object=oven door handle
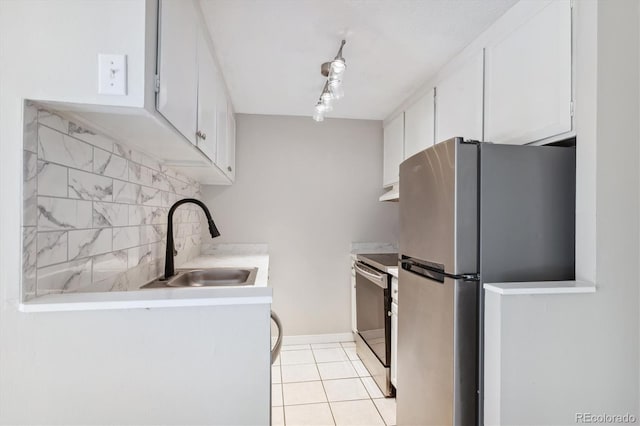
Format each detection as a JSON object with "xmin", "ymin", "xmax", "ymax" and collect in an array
[{"xmin": 354, "ymin": 261, "xmax": 388, "ymax": 289}]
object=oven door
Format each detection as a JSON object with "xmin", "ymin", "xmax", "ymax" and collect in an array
[{"xmin": 355, "ymin": 261, "xmax": 391, "ymax": 367}]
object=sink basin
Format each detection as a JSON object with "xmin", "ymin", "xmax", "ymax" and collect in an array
[
  {"xmin": 141, "ymin": 267, "xmax": 258, "ymax": 289},
  {"xmin": 168, "ymin": 268, "xmax": 257, "ymax": 287}
]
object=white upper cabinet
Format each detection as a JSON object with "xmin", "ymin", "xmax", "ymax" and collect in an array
[
  {"xmin": 404, "ymin": 90, "xmax": 435, "ymax": 159},
  {"xmin": 484, "ymin": 0, "xmax": 572, "ymax": 144},
  {"xmin": 157, "ymin": 0, "xmax": 199, "ymax": 145},
  {"xmin": 225, "ymin": 103, "xmax": 237, "ymax": 181},
  {"xmin": 215, "ymin": 75, "xmax": 229, "ymax": 172},
  {"xmin": 436, "ymin": 51, "xmax": 484, "ymax": 143},
  {"xmin": 195, "ymin": 26, "xmax": 218, "ymax": 162},
  {"xmin": 383, "ymin": 113, "xmax": 404, "ymax": 188}
]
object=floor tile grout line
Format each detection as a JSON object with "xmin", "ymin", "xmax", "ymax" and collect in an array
[
  {"xmin": 371, "ymin": 397, "xmax": 390, "ymax": 426},
  {"xmin": 310, "ymin": 345, "xmax": 337, "ymax": 426}
]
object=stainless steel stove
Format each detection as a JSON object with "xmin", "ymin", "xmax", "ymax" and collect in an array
[{"xmin": 353, "ymin": 252, "xmax": 398, "ymax": 397}]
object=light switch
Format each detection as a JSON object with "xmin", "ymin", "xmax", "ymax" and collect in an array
[{"xmin": 98, "ymin": 54, "xmax": 127, "ymax": 95}]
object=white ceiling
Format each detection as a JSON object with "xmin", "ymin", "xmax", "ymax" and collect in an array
[{"xmin": 200, "ymin": 0, "xmax": 517, "ymax": 120}]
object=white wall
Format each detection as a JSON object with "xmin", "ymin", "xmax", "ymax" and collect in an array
[
  {"xmin": 0, "ymin": 0, "xmax": 148, "ymax": 108},
  {"xmin": 202, "ymin": 114, "xmax": 399, "ymax": 336}
]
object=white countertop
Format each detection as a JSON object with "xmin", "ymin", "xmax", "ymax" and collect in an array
[
  {"xmin": 388, "ymin": 267, "xmax": 399, "ymax": 278},
  {"xmin": 483, "ymin": 280, "xmax": 596, "ymax": 295},
  {"xmin": 19, "ymin": 252, "xmax": 271, "ymax": 313}
]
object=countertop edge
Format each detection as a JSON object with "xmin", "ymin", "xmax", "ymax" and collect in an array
[
  {"xmin": 18, "ymin": 294, "xmax": 273, "ymax": 313},
  {"xmin": 483, "ymin": 281, "xmax": 596, "ymax": 295}
]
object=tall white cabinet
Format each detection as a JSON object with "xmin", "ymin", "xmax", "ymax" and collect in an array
[
  {"xmin": 156, "ymin": 0, "xmax": 199, "ymax": 145},
  {"xmin": 195, "ymin": 26, "xmax": 219, "ymax": 162},
  {"xmin": 404, "ymin": 90, "xmax": 435, "ymax": 159},
  {"xmin": 382, "ymin": 113, "xmax": 404, "ymax": 188},
  {"xmin": 435, "ymin": 52, "xmax": 484, "ymax": 143},
  {"xmin": 484, "ymin": 0, "xmax": 572, "ymax": 144}
]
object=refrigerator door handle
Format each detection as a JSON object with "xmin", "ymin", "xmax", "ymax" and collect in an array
[{"xmin": 401, "ymin": 258, "xmax": 479, "ymax": 282}]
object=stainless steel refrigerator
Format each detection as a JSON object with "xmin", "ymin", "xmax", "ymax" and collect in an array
[{"xmin": 396, "ymin": 137, "xmax": 575, "ymax": 425}]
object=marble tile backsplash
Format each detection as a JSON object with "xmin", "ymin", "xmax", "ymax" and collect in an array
[{"xmin": 22, "ymin": 102, "xmax": 205, "ymax": 299}]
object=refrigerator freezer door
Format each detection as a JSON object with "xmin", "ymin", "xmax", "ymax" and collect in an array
[
  {"xmin": 396, "ymin": 268, "xmax": 477, "ymax": 426},
  {"xmin": 399, "ymin": 137, "xmax": 478, "ymax": 274}
]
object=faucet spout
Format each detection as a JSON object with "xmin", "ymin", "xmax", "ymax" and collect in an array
[{"xmin": 164, "ymin": 198, "xmax": 220, "ymax": 280}]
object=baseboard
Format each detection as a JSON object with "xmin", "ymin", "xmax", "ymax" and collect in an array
[{"xmin": 281, "ymin": 332, "xmax": 355, "ymax": 345}]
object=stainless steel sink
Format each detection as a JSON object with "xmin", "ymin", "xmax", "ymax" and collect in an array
[{"xmin": 141, "ymin": 267, "xmax": 258, "ymax": 289}]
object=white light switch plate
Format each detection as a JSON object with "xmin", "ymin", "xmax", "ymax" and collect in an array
[{"xmin": 98, "ymin": 54, "xmax": 127, "ymax": 95}]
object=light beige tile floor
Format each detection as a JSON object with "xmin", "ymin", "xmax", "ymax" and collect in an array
[{"xmin": 272, "ymin": 341, "xmax": 396, "ymax": 426}]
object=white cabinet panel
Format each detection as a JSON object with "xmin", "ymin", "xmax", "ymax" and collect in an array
[
  {"xmin": 404, "ymin": 90, "xmax": 435, "ymax": 159},
  {"xmin": 195, "ymin": 27, "xmax": 218, "ymax": 162},
  {"xmin": 157, "ymin": 0, "xmax": 199, "ymax": 145},
  {"xmin": 225, "ymin": 105, "xmax": 236, "ymax": 181},
  {"xmin": 351, "ymin": 261, "xmax": 357, "ymax": 333},
  {"xmin": 485, "ymin": 0, "xmax": 572, "ymax": 144},
  {"xmin": 215, "ymin": 76, "xmax": 229, "ymax": 173},
  {"xmin": 383, "ymin": 113, "xmax": 404, "ymax": 187},
  {"xmin": 391, "ymin": 299, "xmax": 398, "ymax": 388},
  {"xmin": 436, "ymin": 52, "xmax": 484, "ymax": 143}
]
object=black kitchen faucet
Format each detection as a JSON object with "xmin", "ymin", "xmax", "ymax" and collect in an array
[{"xmin": 164, "ymin": 198, "xmax": 220, "ymax": 280}]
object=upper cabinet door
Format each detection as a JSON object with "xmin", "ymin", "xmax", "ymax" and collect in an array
[
  {"xmin": 195, "ymin": 26, "xmax": 218, "ymax": 162},
  {"xmin": 404, "ymin": 90, "xmax": 435, "ymax": 159},
  {"xmin": 484, "ymin": 0, "xmax": 572, "ymax": 144},
  {"xmin": 383, "ymin": 113, "xmax": 404, "ymax": 188},
  {"xmin": 436, "ymin": 52, "xmax": 484, "ymax": 143},
  {"xmin": 156, "ymin": 0, "xmax": 199, "ymax": 145},
  {"xmin": 215, "ymin": 75, "xmax": 229, "ymax": 173},
  {"xmin": 225, "ymin": 104, "xmax": 236, "ymax": 181}
]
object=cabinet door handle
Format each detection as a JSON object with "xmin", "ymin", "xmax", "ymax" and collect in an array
[
  {"xmin": 196, "ymin": 130, "xmax": 207, "ymax": 140},
  {"xmin": 227, "ymin": 166, "xmax": 232, "ymax": 172}
]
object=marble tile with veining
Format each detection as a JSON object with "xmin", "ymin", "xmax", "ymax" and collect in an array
[
  {"xmin": 128, "ymin": 162, "xmax": 152, "ymax": 186},
  {"xmin": 93, "ymin": 202, "xmax": 128, "ymax": 228},
  {"xmin": 68, "ymin": 169, "xmax": 113, "ymax": 201},
  {"xmin": 37, "ymin": 109, "xmax": 69, "ymax": 134},
  {"xmin": 113, "ymin": 181, "xmax": 140, "ymax": 204},
  {"xmin": 139, "ymin": 186, "xmax": 163, "ymax": 207},
  {"xmin": 36, "ymin": 231, "xmax": 68, "ymax": 267},
  {"xmin": 169, "ymin": 177, "xmax": 193, "ymax": 197},
  {"xmin": 94, "ymin": 148, "xmax": 127, "ymax": 180},
  {"xmin": 22, "ymin": 227, "xmax": 37, "ymax": 299},
  {"xmin": 159, "ymin": 164, "xmax": 180, "ymax": 180},
  {"xmin": 92, "ymin": 250, "xmax": 128, "ymax": 283},
  {"xmin": 23, "ymin": 102, "xmax": 38, "ymax": 153},
  {"xmin": 113, "ymin": 226, "xmax": 141, "ymax": 251},
  {"xmin": 139, "ymin": 224, "xmax": 166, "ymax": 245},
  {"xmin": 38, "ymin": 125, "xmax": 93, "ymax": 171},
  {"xmin": 37, "ymin": 197, "xmax": 92, "ymax": 230},
  {"xmin": 23, "ymin": 150, "xmax": 38, "ymax": 227},
  {"xmin": 162, "ymin": 191, "xmax": 178, "ymax": 207},
  {"xmin": 113, "ymin": 143, "xmax": 142, "ymax": 164},
  {"xmin": 37, "ymin": 161, "xmax": 68, "ymax": 197},
  {"xmin": 129, "ymin": 205, "xmax": 166, "ymax": 226},
  {"xmin": 37, "ymin": 258, "xmax": 92, "ymax": 294},
  {"xmin": 68, "ymin": 228, "xmax": 112, "ymax": 260},
  {"xmin": 128, "ymin": 244, "xmax": 153, "ymax": 268},
  {"xmin": 151, "ymin": 169, "xmax": 172, "ymax": 192},
  {"xmin": 68, "ymin": 122, "xmax": 113, "ymax": 152}
]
